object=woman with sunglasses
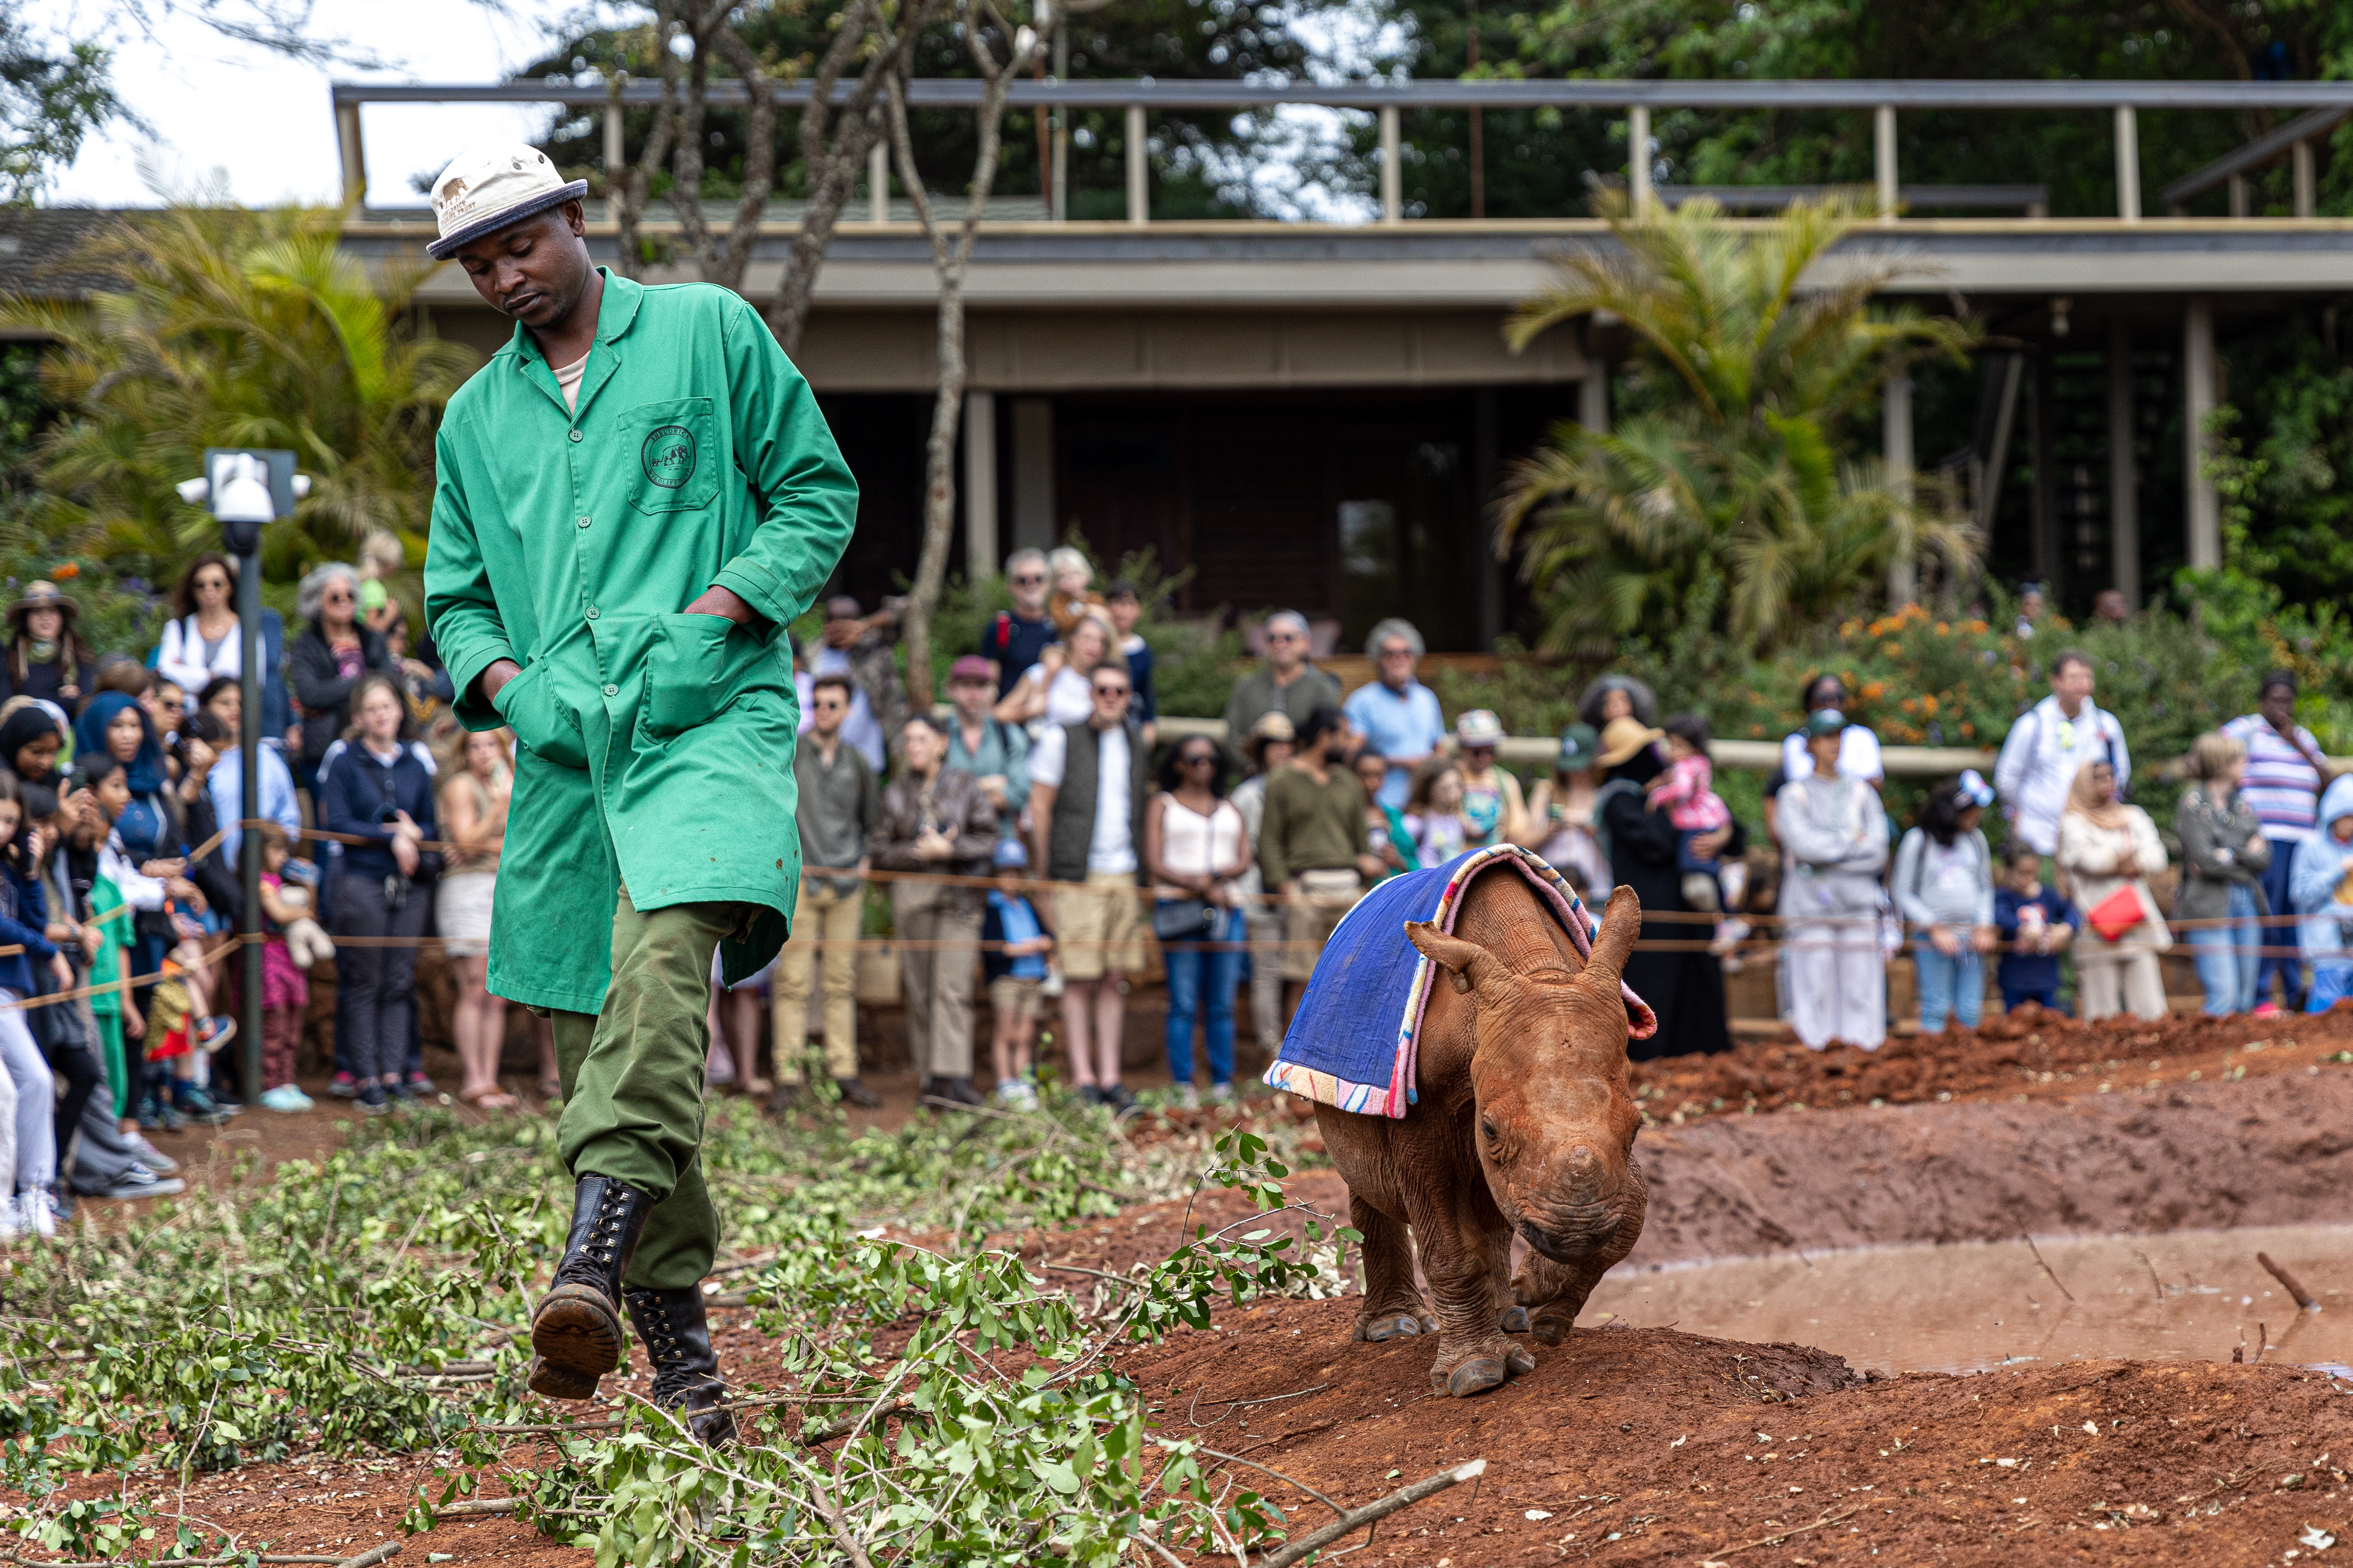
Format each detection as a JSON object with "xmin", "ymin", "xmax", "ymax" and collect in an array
[
  {"xmin": 155, "ymin": 554, "xmax": 245, "ymax": 704},
  {"xmin": 1142, "ymin": 738, "xmax": 1252, "ymax": 1106},
  {"xmin": 288, "ymin": 562, "xmax": 394, "ymax": 778}
]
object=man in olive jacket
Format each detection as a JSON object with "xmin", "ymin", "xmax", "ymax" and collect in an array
[{"xmin": 422, "ymin": 145, "xmax": 855, "ymax": 1440}]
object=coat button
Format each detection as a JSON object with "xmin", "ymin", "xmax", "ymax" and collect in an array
[
  {"xmin": 576, "ymin": 515, "xmax": 592, "ymax": 529},
  {"xmin": 585, "ymin": 607, "xmax": 600, "ymax": 620},
  {"xmin": 568, "ymin": 428, "xmax": 583, "ymax": 443},
  {"xmin": 603, "ymin": 684, "xmax": 619, "ymax": 697}
]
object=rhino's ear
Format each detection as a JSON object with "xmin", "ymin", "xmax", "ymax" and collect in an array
[
  {"xmin": 1579, "ymin": 886, "xmax": 1642, "ymax": 991},
  {"xmin": 1406, "ymin": 920, "xmax": 1497, "ymax": 995}
]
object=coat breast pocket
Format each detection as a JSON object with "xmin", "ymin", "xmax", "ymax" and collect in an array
[{"xmin": 618, "ymin": 397, "xmax": 719, "ymax": 516}]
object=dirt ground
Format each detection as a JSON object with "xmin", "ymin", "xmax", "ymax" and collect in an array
[{"xmin": 34, "ymin": 1008, "xmax": 2353, "ymax": 1565}]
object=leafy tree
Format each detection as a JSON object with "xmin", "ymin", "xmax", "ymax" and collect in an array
[
  {"xmin": 1497, "ymin": 192, "xmax": 1978, "ymax": 654},
  {"xmin": 0, "ymin": 204, "xmax": 475, "ymax": 605},
  {"xmin": 0, "ymin": 15, "xmax": 122, "ymax": 206}
]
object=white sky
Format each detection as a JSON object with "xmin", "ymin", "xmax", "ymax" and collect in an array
[{"xmin": 33, "ymin": 0, "xmax": 591, "ymax": 208}]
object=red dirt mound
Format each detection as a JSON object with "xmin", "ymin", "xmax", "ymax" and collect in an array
[{"xmin": 1117, "ymin": 1296, "xmax": 2353, "ymax": 1565}]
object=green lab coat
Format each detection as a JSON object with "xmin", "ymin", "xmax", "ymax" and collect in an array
[{"xmin": 425, "ymin": 271, "xmax": 857, "ymax": 1013}]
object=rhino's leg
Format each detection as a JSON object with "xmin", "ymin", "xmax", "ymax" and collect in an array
[
  {"xmin": 1348, "ymin": 1196, "xmax": 1431, "ymax": 1345},
  {"xmin": 1496, "ymin": 1235, "xmax": 1530, "ymax": 1335},
  {"xmin": 1511, "ymin": 1158, "xmax": 1647, "ymax": 1345},
  {"xmin": 1404, "ymin": 1193, "xmax": 1534, "ymax": 1398}
]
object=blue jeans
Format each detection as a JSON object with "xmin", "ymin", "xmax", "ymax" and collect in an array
[
  {"xmin": 2257, "ymin": 837, "xmax": 2301, "ymax": 1006},
  {"xmin": 2189, "ymin": 882, "xmax": 2261, "ymax": 1017},
  {"xmin": 1162, "ymin": 906, "xmax": 1244, "ymax": 1089},
  {"xmin": 2001, "ymin": 985, "xmax": 2063, "ymax": 1013},
  {"xmin": 1913, "ymin": 938, "xmax": 1984, "ymax": 1032}
]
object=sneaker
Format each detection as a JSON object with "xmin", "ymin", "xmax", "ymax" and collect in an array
[
  {"xmin": 155, "ymin": 1099, "xmax": 185, "ymax": 1132},
  {"xmin": 705, "ymin": 1052, "xmax": 737, "ymax": 1087},
  {"xmin": 328, "ymin": 1071, "xmax": 359, "ymax": 1099},
  {"xmin": 1101, "ymin": 1083, "xmax": 1136, "ymax": 1116},
  {"xmin": 26, "ymin": 1189, "xmax": 59, "ymax": 1240},
  {"xmin": 1207, "ymin": 1082, "xmax": 1234, "ymax": 1104},
  {"xmin": 100, "ymin": 1164, "xmax": 185, "ymax": 1201},
  {"xmin": 49, "ymin": 1185, "xmax": 75, "ymax": 1223},
  {"xmin": 0, "ymin": 1196, "xmax": 18, "ymax": 1242},
  {"xmin": 193, "ymin": 1014, "xmax": 237, "ymax": 1050},
  {"xmin": 1708, "ymin": 917, "xmax": 1752, "ymax": 957},
  {"xmin": 173, "ymin": 1083, "xmax": 233, "ymax": 1128},
  {"xmin": 406, "ymin": 1072, "xmax": 436, "ymax": 1097},
  {"xmin": 834, "ymin": 1076, "xmax": 883, "ymax": 1109},
  {"xmin": 996, "ymin": 1078, "xmax": 1039, "ymax": 1111},
  {"xmin": 260, "ymin": 1084, "xmax": 311, "ymax": 1114},
  {"xmin": 1077, "ymin": 1084, "xmax": 1105, "ymax": 1106},
  {"xmin": 1172, "ymin": 1083, "xmax": 1200, "ymax": 1110},
  {"xmin": 2254, "ymin": 1002, "xmax": 2283, "ymax": 1019},
  {"xmin": 357, "ymin": 1084, "xmax": 393, "ymax": 1116},
  {"xmin": 135, "ymin": 1096, "xmax": 164, "ymax": 1133},
  {"xmin": 130, "ymin": 1139, "xmax": 178, "ymax": 1176}
]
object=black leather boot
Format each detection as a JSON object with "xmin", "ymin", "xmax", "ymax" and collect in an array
[
  {"xmin": 527, "ymin": 1175, "xmax": 654, "ymax": 1400},
  {"xmin": 625, "ymin": 1285, "xmax": 737, "ymax": 1446}
]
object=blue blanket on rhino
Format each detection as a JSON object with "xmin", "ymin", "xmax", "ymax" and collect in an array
[{"xmin": 1262, "ymin": 843, "xmax": 1656, "ymax": 1117}]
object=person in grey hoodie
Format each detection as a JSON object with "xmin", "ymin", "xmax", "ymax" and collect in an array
[
  {"xmin": 1777, "ymin": 709, "xmax": 1891, "ymax": 1049},
  {"xmin": 1891, "ymin": 773, "xmax": 1998, "ymax": 1032}
]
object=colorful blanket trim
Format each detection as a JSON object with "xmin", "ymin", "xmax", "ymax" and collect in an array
[{"xmin": 1261, "ymin": 843, "xmax": 1656, "ymax": 1118}]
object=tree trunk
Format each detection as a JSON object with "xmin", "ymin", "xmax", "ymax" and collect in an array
[
  {"xmin": 606, "ymin": 7, "xmax": 682, "ymax": 284},
  {"xmin": 889, "ymin": 7, "xmax": 1050, "ymax": 710}
]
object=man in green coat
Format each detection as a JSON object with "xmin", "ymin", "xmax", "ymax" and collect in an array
[{"xmin": 422, "ymin": 144, "xmax": 856, "ymax": 1441}]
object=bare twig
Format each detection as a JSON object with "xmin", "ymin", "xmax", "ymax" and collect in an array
[
  {"xmin": 1706, "ymin": 1504, "xmax": 1867, "ymax": 1558},
  {"xmin": 436, "ymin": 1496, "xmax": 522, "ymax": 1518},
  {"xmin": 1191, "ymin": 1446, "xmax": 1346, "ymax": 1518},
  {"xmin": 1252, "ymin": 1459, "xmax": 1488, "ymax": 1568},
  {"xmin": 2135, "ymin": 1249, "xmax": 2164, "ymax": 1303},
  {"xmin": 332, "ymin": 1546, "xmax": 403, "ymax": 1568},
  {"xmin": 2258, "ymin": 1252, "xmax": 2320, "ymax": 1311},
  {"xmin": 804, "ymin": 1468, "xmax": 875, "ymax": 1568},
  {"xmin": 2022, "ymin": 1233, "xmax": 2076, "ymax": 1303}
]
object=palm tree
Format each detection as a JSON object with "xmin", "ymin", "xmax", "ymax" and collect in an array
[
  {"xmin": 2, "ymin": 202, "xmax": 476, "ymax": 605},
  {"xmin": 1499, "ymin": 191, "xmax": 1979, "ymax": 655}
]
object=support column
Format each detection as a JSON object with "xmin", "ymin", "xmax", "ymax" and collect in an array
[
  {"xmin": 336, "ymin": 102, "xmax": 366, "ymax": 206},
  {"xmin": 1380, "ymin": 105, "xmax": 1402, "ymax": 223},
  {"xmin": 604, "ymin": 107, "xmax": 625, "ymax": 188},
  {"xmin": 2114, "ymin": 106, "xmax": 2141, "ymax": 221},
  {"xmin": 1578, "ymin": 355, "xmax": 1609, "ymax": 434},
  {"xmin": 1473, "ymin": 388, "xmax": 1502, "ymax": 648},
  {"xmin": 963, "ymin": 391, "xmax": 999, "ymax": 579},
  {"xmin": 2031, "ymin": 352, "xmax": 2059, "ymax": 591},
  {"xmin": 1874, "ymin": 104, "xmax": 1898, "ymax": 222},
  {"xmin": 2293, "ymin": 139, "xmax": 2316, "ymax": 218},
  {"xmin": 1885, "ymin": 358, "xmax": 1915, "ymax": 605},
  {"xmin": 2184, "ymin": 299, "xmax": 2221, "ymax": 572},
  {"xmin": 1628, "ymin": 105, "xmax": 1653, "ymax": 213},
  {"xmin": 2106, "ymin": 319, "xmax": 2140, "ymax": 607},
  {"xmin": 1125, "ymin": 105, "xmax": 1148, "ymax": 227},
  {"xmin": 1010, "ymin": 398, "xmax": 1056, "ymax": 556},
  {"xmin": 869, "ymin": 141, "xmax": 888, "ymax": 223},
  {"xmin": 2229, "ymin": 172, "xmax": 2249, "ymax": 219}
]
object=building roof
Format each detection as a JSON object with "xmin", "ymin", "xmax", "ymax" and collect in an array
[{"xmin": 0, "ymin": 207, "xmax": 122, "ymax": 305}]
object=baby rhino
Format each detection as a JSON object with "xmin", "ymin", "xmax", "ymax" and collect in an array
[{"xmin": 1316, "ymin": 879, "xmax": 1648, "ymax": 1398}]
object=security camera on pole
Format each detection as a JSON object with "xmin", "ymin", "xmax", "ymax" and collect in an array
[{"xmin": 176, "ymin": 451, "xmax": 308, "ymax": 1107}]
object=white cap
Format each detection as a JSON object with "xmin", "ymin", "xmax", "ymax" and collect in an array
[{"xmin": 426, "ymin": 143, "xmax": 590, "ymax": 259}]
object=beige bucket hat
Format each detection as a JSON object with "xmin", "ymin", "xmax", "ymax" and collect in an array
[{"xmin": 426, "ymin": 143, "xmax": 590, "ymax": 260}]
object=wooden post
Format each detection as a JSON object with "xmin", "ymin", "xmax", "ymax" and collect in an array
[
  {"xmin": 1874, "ymin": 104, "xmax": 1898, "ymax": 222},
  {"xmin": 1380, "ymin": 105, "xmax": 1402, "ymax": 223},
  {"xmin": 2107, "ymin": 318, "xmax": 2140, "ymax": 605},
  {"xmin": 2114, "ymin": 106, "xmax": 2141, "ymax": 221},
  {"xmin": 604, "ymin": 106, "xmax": 625, "ymax": 190},
  {"xmin": 2031, "ymin": 351, "xmax": 2059, "ymax": 591},
  {"xmin": 1628, "ymin": 105, "xmax": 1652, "ymax": 213},
  {"xmin": 336, "ymin": 102, "xmax": 366, "ymax": 207},
  {"xmin": 869, "ymin": 140, "xmax": 888, "ymax": 224},
  {"xmin": 2293, "ymin": 140, "xmax": 2316, "ymax": 218},
  {"xmin": 2229, "ymin": 172, "xmax": 2249, "ymax": 218},
  {"xmin": 2184, "ymin": 298, "xmax": 2221, "ymax": 572},
  {"xmin": 1126, "ymin": 104, "xmax": 1148, "ymax": 227},
  {"xmin": 1885, "ymin": 356, "xmax": 1916, "ymax": 605},
  {"xmin": 963, "ymin": 391, "xmax": 999, "ymax": 578}
]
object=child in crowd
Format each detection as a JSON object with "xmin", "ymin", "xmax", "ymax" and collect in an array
[
  {"xmin": 1353, "ymin": 749, "xmax": 1414, "ymax": 879},
  {"xmin": 981, "ymin": 839, "xmax": 1053, "ymax": 1109},
  {"xmin": 356, "ymin": 528, "xmax": 405, "ymax": 635},
  {"xmin": 1104, "ymin": 579, "xmax": 1156, "ymax": 748},
  {"xmin": 1648, "ymin": 713, "xmax": 1748, "ymax": 948},
  {"xmin": 256, "ymin": 824, "xmax": 315, "ymax": 1113},
  {"xmin": 1403, "ymin": 758, "xmax": 1470, "ymax": 869},
  {"xmin": 0, "ymin": 772, "xmax": 66, "ymax": 1239},
  {"xmin": 1046, "ymin": 546, "xmax": 1104, "ymax": 636},
  {"xmin": 1994, "ymin": 843, "xmax": 2079, "ymax": 1012},
  {"xmin": 79, "ymin": 795, "xmax": 137, "ymax": 1112}
]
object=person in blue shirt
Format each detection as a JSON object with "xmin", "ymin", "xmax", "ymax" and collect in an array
[
  {"xmin": 1342, "ymin": 617, "xmax": 1446, "ymax": 811},
  {"xmin": 1994, "ymin": 841, "xmax": 2080, "ymax": 1013},
  {"xmin": 981, "ymin": 838, "xmax": 1053, "ymax": 1110},
  {"xmin": 320, "ymin": 673, "xmax": 438, "ymax": 1115},
  {"xmin": 193, "ymin": 677, "xmax": 302, "ymax": 866}
]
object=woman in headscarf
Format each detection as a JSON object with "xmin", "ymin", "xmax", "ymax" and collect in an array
[
  {"xmin": 2291, "ymin": 773, "xmax": 2353, "ymax": 1010},
  {"xmin": 2055, "ymin": 757, "xmax": 2170, "ymax": 1022},
  {"xmin": 0, "ymin": 700, "xmax": 65, "ymax": 788},
  {"xmin": 1594, "ymin": 714, "xmax": 1741, "ymax": 1059},
  {"xmin": 1775, "ymin": 709, "xmax": 1891, "ymax": 1049},
  {"xmin": 1, "ymin": 582, "xmax": 97, "ymax": 719}
]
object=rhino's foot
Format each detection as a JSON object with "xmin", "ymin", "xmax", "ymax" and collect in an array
[
  {"xmin": 1525, "ymin": 1304, "xmax": 1577, "ymax": 1346},
  {"xmin": 1498, "ymin": 1305, "xmax": 1530, "ymax": 1334},
  {"xmin": 1352, "ymin": 1310, "xmax": 1439, "ymax": 1343},
  {"xmin": 1427, "ymin": 1336, "xmax": 1537, "ymax": 1398}
]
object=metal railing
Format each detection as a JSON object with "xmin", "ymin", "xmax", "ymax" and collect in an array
[{"xmin": 332, "ymin": 77, "xmax": 2351, "ymax": 227}]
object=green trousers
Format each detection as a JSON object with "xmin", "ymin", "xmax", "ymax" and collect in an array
[{"xmin": 548, "ymin": 883, "xmax": 744, "ymax": 1292}]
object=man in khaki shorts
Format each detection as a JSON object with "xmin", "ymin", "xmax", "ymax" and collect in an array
[
  {"xmin": 1028, "ymin": 661, "xmax": 1149, "ymax": 1112},
  {"xmin": 1259, "ymin": 705, "xmax": 1389, "ymax": 1025}
]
